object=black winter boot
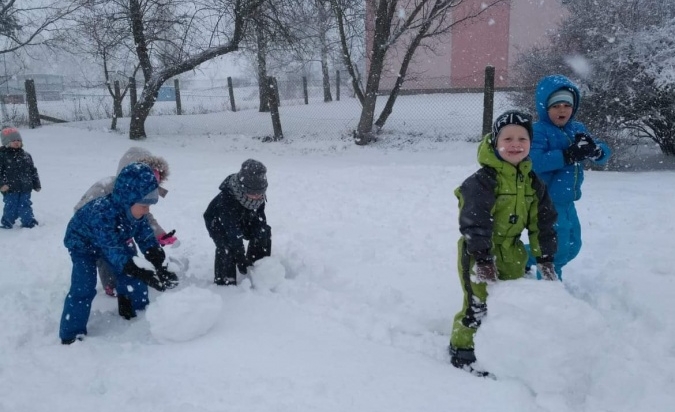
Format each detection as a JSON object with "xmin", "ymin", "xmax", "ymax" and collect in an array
[
  {"xmin": 448, "ymin": 345, "xmax": 492, "ymax": 378},
  {"xmin": 118, "ymin": 295, "xmax": 137, "ymax": 320},
  {"xmin": 214, "ymin": 277, "xmax": 236, "ymax": 286}
]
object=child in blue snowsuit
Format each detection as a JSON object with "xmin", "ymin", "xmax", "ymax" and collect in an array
[
  {"xmin": 59, "ymin": 163, "xmax": 178, "ymax": 345},
  {"xmin": 0, "ymin": 127, "xmax": 40, "ymax": 229},
  {"xmin": 526, "ymin": 75, "xmax": 612, "ymax": 279}
]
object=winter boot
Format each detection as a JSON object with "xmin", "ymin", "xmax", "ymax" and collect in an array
[
  {"xmin": 449, "ymin": 345, "xmax": 492, "ymax": 378},
  {"xmin": 118, "ymin": 295, "xmax": 137, "ymax": 320},
  {"xmin": 61, "ymin": 334, "xmax": 85, "ymax": 345}
]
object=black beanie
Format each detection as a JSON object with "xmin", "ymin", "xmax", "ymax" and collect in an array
[
  {"xmin": 236, "ymin": 159, "xmax": 268, "ymax": 195},
  {"xmin": 490, "ymin": 111, "xmax": 533, "ymax": 146}
]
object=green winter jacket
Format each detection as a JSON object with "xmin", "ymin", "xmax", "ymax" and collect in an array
[{"xmin": 455, "ymin": 135, "xmax": 557, "ymax": 267}]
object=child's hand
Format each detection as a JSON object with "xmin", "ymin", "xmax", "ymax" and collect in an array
[
  {"xmin": 158, "ymin": 230, "xmax": 178, "ymax": 246},
  {"xmin": 0, "ymin": 185, "xmax": 8, "ymax": 192}
]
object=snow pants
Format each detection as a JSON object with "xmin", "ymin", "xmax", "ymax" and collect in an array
[
  {"xmin": 450, "ymin": 236, "xmax": 527, "ymax": 350},
  {"xmin": 59, "ymin": 252, "xmax": 149, "ymax": 341},
  {"xmin": 214, "ymin": 224, "xmax": 271, "ymax": 283},
  {"xmin": 527, "ymin": 202, "xmax": 581, "ymax": 280},
  {"xmin": 1, "ymin": 191, "xmax": 36, "ymax": 228}
]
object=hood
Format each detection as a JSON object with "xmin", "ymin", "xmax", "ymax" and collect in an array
[
  {"xmin": 476, "ymin": 134, "xmax": 532, "ymax": 174},
  {"xmin": 116, "ymin": 147, "xmax": 170, "ymax": 183},
  {"xmin": 112, "ymin": 163, "xmax": 159, "ymax": 209},
  {"xmin": 219, "ymin": 173, "xmax": 237, "ymax": 192},
  {"xmin": 534, "ymin": 75, "xmax": 581, "ymax": 126}
]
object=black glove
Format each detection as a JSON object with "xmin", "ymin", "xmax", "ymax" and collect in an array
[
  {"xmin": 235, "ymin": 254, "xmax": 252, "ymax": 275},
  {"xmin": 589, "ymin": 145, "xmax": 604, "ymax": 161},
  {"xmin": 563, "ymin": 133, "xmax": 598, "ymax": 164},
  {"xmin": 118, "ymin": 295, "xmax": 136, "ymax": 320},
  {"xmin": 144, "ymin": 246, "xmax": 166, "ymax": 270},
  {"xmin": 157, "ymin": 266, "xmax": 179, "ymax": 289},
  {"xmin": 123, "ymin": 259, "xmax": 166, "ymax": 292}
]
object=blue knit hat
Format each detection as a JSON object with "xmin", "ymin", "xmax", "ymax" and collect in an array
[{"xmin": 547, "ymin": 89, "xmax": 575, "ymax": 108}]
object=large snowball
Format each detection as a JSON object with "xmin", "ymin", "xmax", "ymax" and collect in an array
[
  {"xmin": 146, "ymin": 286, "xmax": 222, "ymax": 343},
  {"xmin": 249, "ymin": 256, "xmax": 286, "ymax": 291}
]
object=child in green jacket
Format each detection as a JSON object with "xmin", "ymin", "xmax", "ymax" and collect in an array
[{"xmin": 449, "ymin": 111, "xmax": 558, "ymax": 377}]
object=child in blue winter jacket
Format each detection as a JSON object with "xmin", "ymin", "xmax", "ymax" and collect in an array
[
  {"xmin": 0, "ymin": 127, "xmax": 40, "ymax": 229},
  {"xmin": 526, "ymin": 74, "xmax": 612, "ymax": 280},
  {"xmin": 59, "ymin": 163, "xmax": 178, "ymax": 345}
]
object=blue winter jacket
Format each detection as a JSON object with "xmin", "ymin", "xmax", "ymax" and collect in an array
[
  {"xmin": 530, "ymin": 75, "xmax": 611, "ymax": 204},
  {"xmin": 64, "ymin": 163, "xmax": 160, "ymax": 274}
]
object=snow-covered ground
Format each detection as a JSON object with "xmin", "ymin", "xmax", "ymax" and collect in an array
[{"xmin": 1, "ymin": 104, "xmax": 674, "ymax": 412}]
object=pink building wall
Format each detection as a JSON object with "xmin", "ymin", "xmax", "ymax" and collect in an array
[{"xmin": 374, "ymin": 0, "xmax": 566, "ymax": 90}]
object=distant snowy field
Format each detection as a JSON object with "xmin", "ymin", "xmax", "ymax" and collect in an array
[{"xmin": 0, "ymin": 99, "xmax": 674, "ymax": 412}]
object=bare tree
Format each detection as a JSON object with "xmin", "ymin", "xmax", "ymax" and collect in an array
[
  {"xmin": 331, "ymin": 0, "xmax": 504, "ymax": 145},
  {"xmin": 64, "ymin": 1, "xmax": 140, "ymax": 130},
  {"xmin": 126, "ymin": 0, "xmax": 265, "ymax": 139},
  {"xmin": 0, "ymin": 0, "xmax": 81, "ymax": 54},
  {"xmin": 510, "ymin": 0, "xmax": 675, "ymax": 157}
]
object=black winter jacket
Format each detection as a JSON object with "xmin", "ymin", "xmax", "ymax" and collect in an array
[
  {"xmin": 203, "ymin": 177, "xmax": 267, "ymax": 255},
  {"xmin": 0, "ymin": 147, "xmax": 40, "ymax": 193}
]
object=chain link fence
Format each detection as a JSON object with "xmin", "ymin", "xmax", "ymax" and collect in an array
[{"xmin": 1, "ymin": 71, "xmax": 513, "ymax": 142}]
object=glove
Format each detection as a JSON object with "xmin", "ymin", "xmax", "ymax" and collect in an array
[
  {"xmin": 157, "ymin": 266, "xmax": 179, "ymax": 289},
  {"xmin": 474, "ymin": 259, "xmax": 498, "ymax": 283},
  {"xmin": 117, "ymin": 295, "xmax": 136, "ymax": 320},
  {"xmin": 563, "ymin": 133, "xmax": 598, "ymax": 164},
  {"xmin": 123, "ymin": 259, "xmax": 166, "ymax": 292},
  {"xmin": 158, "ymin": 230, "xmax": 178, "ymax": 246},
  {"xmin": 537, "ymin": 262, "xmax": 558, "ymax": 281},
  {"xmin": 589, "ymin": 145, "xmax": 604, "ymax": 161},
  {"xmin": 144, "ymin": 246, "xmax": 166, "ymax": 270},
  {"xmin": 236, "ymin": 257, "xmax": 252, "ymax": 275}
]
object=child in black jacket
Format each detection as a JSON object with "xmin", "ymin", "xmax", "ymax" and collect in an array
[
  {"xmin": 204, "ymin": 159, "xmax": 272, "ymax": 285},
  {"xmin": 0, "ymin": 127, "xmax": 40, "ymax": 229}
]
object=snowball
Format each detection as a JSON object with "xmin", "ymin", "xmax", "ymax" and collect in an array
[
  {"xmin": 146, "ymin": 286, "xmax": 223, "ymax": 343},
  {"xmin": 249, "ymin": 256, "xmax": 286, "ymax": 291}
]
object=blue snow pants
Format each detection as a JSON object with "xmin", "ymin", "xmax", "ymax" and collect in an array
[
  {"xmin": 59, "ymin": 252, "xmax": 149, "ymax": 341},
  {"xmin": 1, "ymin": 191, "xmax": 36, "ymax": 228},
  {"xmin": 527, "ymin": 202, "xmax": 581, "ymax": 280}
]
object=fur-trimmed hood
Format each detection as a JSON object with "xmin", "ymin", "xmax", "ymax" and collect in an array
[{"xmin": 116, "ymin": 147, "xmax": 170, "ymax": 183}]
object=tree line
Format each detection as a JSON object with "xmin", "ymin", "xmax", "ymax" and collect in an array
[{"xmin": 0, "ymin": 0, "xmax": 507, "ymax": 143}]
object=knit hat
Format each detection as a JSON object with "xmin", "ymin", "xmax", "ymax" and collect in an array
[
  {"xmin": 136, "ymin": 188, "xmax": 159, "ymax": 205},
  {"xmin": 1, "ymin": 127, "xmax": 22, "ymax": 146},
  {"xmin": 236, "ymin": 159, "xmax": 268, "ymax": 195},
  {"xmin": 491, "ymin": 110, "xmax": 533, "ymax": 146},
  {"xmin": 547, "ymin": 89, "xmax": 575, "ymax": 108}
]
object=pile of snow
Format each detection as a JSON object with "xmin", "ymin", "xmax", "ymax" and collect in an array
[
  {"xmin": 145, "ymin": 286, "xmax": 222, "ymax": 343},
  {"xmin": 247, "ymin": 256, "xmax": 286, "ymax": 291}
]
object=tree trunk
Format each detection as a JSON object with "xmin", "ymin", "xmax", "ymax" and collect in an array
[
  {"xmin": 256, "ymin": 20, "xmax": 270, "ymax": 112},
  {"xmin": 318, "ymin": 3, "xmax": 332, "ymax": 102},
  {"xmin": 320, "ymin": 46, "xmax": 332, "ymax": 103},
  {"xmin": 129, "ymin": 82, "xmax": 162, "ymax": 140}
]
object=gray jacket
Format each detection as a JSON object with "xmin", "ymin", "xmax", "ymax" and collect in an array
[{"xmin": 74, "ymin": 147, "xmax": 169, "ymax": 236}]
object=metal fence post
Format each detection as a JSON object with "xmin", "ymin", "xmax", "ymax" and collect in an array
[
  {"xmin": 303, "ymin": 77, "xmax": 308, "ymax": 105},
  {"xmin": 336, "ymin": 70, "xmax": 340, "ymax": 101}
]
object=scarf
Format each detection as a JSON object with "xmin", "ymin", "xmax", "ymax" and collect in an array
[{"xmin": 226, "ymin": 174, "xmax": 265, "ymax": 210}]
